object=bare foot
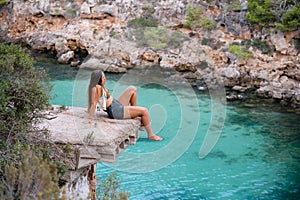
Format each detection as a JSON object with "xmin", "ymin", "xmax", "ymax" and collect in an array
[
  {"xmin": 148, "ymin": 134, "xmax": 163, "ymax": 141},
  {"xmin": 84, "ymin": 119, "xmax": 93, "ymax": 124}
]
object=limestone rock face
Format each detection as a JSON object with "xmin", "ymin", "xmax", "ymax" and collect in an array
[
  {"xmin": 221, "ymin": 67, "xmax": 241, "ymax": 79},
  {"xmin": 80, "ymin": 2, "xmax": 91, "ymax": 15},
  {"xmin": 93, "ymin": 4, "xmax": 118, "ymax": 17},
  {"xmin": 270, "ymin": 30, "xmax": 289, "ymax": 54},
  {"xmin": 141, "ymin": 49, "xmax": 161, "ymax": 64},
  {"xmin": 0, "ymin": 0, "xmax": 299, "ymax": 108}
]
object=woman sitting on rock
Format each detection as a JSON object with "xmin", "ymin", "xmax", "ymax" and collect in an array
[{"xmin": 87, "ymin": 70, "xmax": 162, "ymax": 141}]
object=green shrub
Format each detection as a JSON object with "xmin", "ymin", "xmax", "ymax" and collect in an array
[
  {"xmin": 240, "ymin": 38, "xmax": 272, "ymax": 55},
  {"xmin": 168, "ymin": 30, "xmax": 188, "ymax": 48},
  {"xmin": 0, "ymin": 43, "xmax": 51, "ymax": 134},
  {"xmin": 200, "ymin": 17, "xmax": 217, "ymax": 30},
  {"xmin": 127, "ymin": 17, "xmax": 158, "ymax": 28},
  {"xmin": 135, "ymin": 26, "xmax": 188, "ymax": 50},
  {"xmin": 184, "ymin": 5, "xmax": 202, "ymax": 29},
  {"xmin": 184, "ymin": 5, "xmax": 216, "ymax": 30},
  {"xmin": 0, "ymin": 0, "xmax": 7, "ymax": 6},
  {"xmin": 128, "ymin": 17, "xmax": 188, "ymax": 49},
  {"xmin": 275, "ymin": 6, "xmax": 300, "ymax": 31},
  {"xmin": 0, "ymin": 43, "xmax": 60, "ymax": 181},
  {"xmin": 241, "ymin": 39, "xmax": 251, "ymax": 46},
  {"xmin": 246, "ymin": 0, "xmax": 276, "ymax": 27},
  {"xmin": 201, "ymin": 38, "xmax": 210, "ymax": 45},
  {"xmin": 231, "ymin": 41, "xmax": 240, "ymax": 46},
  {"xmin": 246, "ymin": 0, "xmax": 299, "ymax": 31},
  {"xmin": 252, "ymin": 38, "xmax": 272, "ymax": 54},
  {"xmin": 97, "ymin": 173, "xmax": 129, "ymax": 200},
  {"xmin": 143, "ymin": 26, "xmax": 169, "ymax": 49},
  {"xmin": 186, "ymin": 5, "xmax": 202, "ymax": 23},
  {"xmin": 0, "ymin": 149, "xmax": 61, "ymax": 199},
  {"xmin": 65, "ymin": 7, "xmax": 77, "ymax": 18},
  {"xmin": 228, "ymin": 44, "xmax": 252, "ymax": 58},
  {"xmin": 109, "ymin": 30, "xmax": 116, "ymax": 37},
  {"xmin": 205, "ymin": 0, "xmax": 216, "ymax": 4},
  {"xmin": 295, "ymin": 39, "xmax": 300, "ymax": 51},
  {"xmin": 225, "ymin": 0, "xmax": 243, "ymax": 11},
  {"xmin": 230, "ymin": 39, "xmax": 272, "ymax": 56}
]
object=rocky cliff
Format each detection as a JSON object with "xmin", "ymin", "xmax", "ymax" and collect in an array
[{"xmin": 0, "ymin": 0, "xmax": 299, "ymax": 109}]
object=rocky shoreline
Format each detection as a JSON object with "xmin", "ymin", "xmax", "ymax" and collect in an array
[{"xmin": 0, "ymin": 0, "xmax": 299, "ymax": 110}]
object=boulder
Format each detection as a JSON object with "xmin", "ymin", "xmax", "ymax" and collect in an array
[
  {"xmin": 93, "ymin": 4, "xmax": 118, "ymax": 17},
  {"xmin": 80, "ymin": 2, "xmax": 91, "ymax": 15},
  {"xmin": 106, "ymin": 64, "xmax": 127, "ymax": 73},
  {"xmin": 141, "ymin": 50, "xmax": 160, "ymax": 63},
  {"xmin": 221, "ymin": 67, "xmax": 240, "ymax": 79},
  {"xmin": 270, "ymin": 30, "xmax": 289, "ymax": 54},
  {"xmin": 232, "ymin": 85, "xmax": 249, "ymax": 92},
  {"xmin": 80, "ymin": 56, "xmax": 128, "ymax": 73},
  {"xmin": 58, "ymin": 51, "xmax": 75, "ymax": 64}
]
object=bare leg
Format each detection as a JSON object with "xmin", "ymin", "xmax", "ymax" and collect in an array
[
  {"xmin": 118, "ymin": 86, "xmax": 137, "ymax": 106},
  {"xmin": 119, "ymin": 86, "xmax": 137, "ymax": 119},
  {"xmin": 124, "ymin": 106, "xmax": 162, "ymax": 141}
]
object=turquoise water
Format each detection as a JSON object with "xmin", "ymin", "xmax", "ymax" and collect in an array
[{"xmin": 38, "ymin": 62, "xmax": 300, "ymax": 199}]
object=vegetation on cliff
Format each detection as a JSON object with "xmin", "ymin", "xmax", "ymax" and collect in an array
[
  {"xmin": 97, "ymin": 173, "xmax": 129, "ymax": 200},
  {"xmin": 127, "ymin": 17, "xmax": 188, "ymax": 50},
  {"xmin": 179, "ymin": 0, "xmax": 300, "ymax": 32},
  {"xmin": 228, "ymin": 44, "xmax": 253, "ymax": 59},
  {"xmin": 0, "ymin": 0, "xmax": 7, "ymax": 6},
  {"xmin": 0, "ymin": 149, "xmax": 61, "ymax": 199},
  {"xmin": 246, "ymin": 0, "xmax": 300, "ymax": 31},
  {"xmin": 182, "ymin": 0, "xmax": 299, "ymax": 31},
  {"xmin": 184, "ymin": 5, "xmax": 217, "ymax": 30},
  {"xmin": 0, "ymin": 43, "xmax": 62, "ymax": 198},
  {"xmin": 0, "ymin": 43, "xmax": 128, "ymax": 199}
]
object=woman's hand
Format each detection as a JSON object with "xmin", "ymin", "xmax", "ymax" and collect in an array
[{"xmin": 85, "ymin": 118, "xmax": 93, "ymax": 124}]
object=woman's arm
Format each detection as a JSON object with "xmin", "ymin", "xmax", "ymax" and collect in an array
[{"xmin": 88, "ymin": 86, "xmax": 101, "ymax": 120}]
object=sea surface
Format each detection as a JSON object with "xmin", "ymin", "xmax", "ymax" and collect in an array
[{"xmin": 38, "ymin": 61, "xmax": 300, "ymax": 200}]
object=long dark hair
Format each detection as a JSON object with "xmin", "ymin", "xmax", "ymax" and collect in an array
[{"xmin": 87, "ymin": 70, "xmax": 103, "ymax": 112}]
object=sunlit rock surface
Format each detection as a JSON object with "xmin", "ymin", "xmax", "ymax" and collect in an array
[{"xmin": 41, "ymin": 105, "xmax": 141, "ymax": 182}]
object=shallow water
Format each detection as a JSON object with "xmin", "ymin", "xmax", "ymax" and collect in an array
[{"xmin": 38, "ymin": 61, "xmax": 300, "ymax": 199}]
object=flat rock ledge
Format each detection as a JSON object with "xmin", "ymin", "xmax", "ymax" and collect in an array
[{"xmin": 41, "ymin": 105, "xmax": 141, "ymax": 182}]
